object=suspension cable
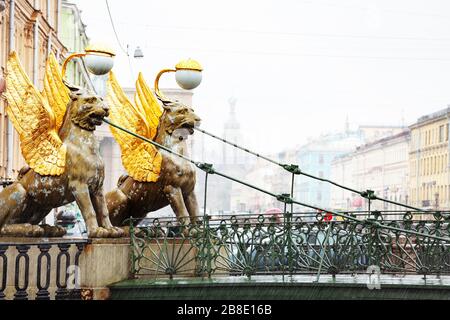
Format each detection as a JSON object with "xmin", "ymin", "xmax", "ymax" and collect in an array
[
  {"xmin": 104, "ymin": 119, "xmax": 449, "ymax": 242},
  {"xmin": 105, "ymin": 0, "xmax": 128, "ymax": 55},
  {"xmin": 194, "ymin": 127, "xmax": 428, "ymax": 213},
  {"xmin": 194, "ymin": 128, "xmax": 281, "ymax": 167}
]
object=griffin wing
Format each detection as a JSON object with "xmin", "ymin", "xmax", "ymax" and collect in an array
[
  {"xmin": 134, "ymin": 72, "xmax": 163, "ymax": 140},
  {"xmin": 41, "ymin": 52, "xmax": 70, "ymax": 131},
  {"xmin": 3, "ymin": 52, "xmax": 66, "ymax": 176},
  {"xmin": 106, "ymin": 71, "xmax": 162, "ymax": 182}
]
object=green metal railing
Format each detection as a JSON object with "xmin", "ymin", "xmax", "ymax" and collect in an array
[{"xmin": 129, "ymin": 212, "xmax": 450, "ymax": 280}]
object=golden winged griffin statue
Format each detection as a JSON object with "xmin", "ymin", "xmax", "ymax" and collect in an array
[
  {"xmin": 0, "ymin": 52, "xmax": 123, "ymax": 238},
  {"xmin": 105, "ymin": 72, "xmax": 201, "ymax": 227},
  {"xmin": 0, "ymin": 52, "xmax": 202, "ymax": 238}
]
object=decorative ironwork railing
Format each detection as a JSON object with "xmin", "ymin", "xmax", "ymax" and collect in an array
[
  {"xmin": 129, "ymin": 211, "xmax": 450, "ymax": 280},
  {"xmin": 0, "ymin": 239, "xmax": 89, "ymax": 300}
]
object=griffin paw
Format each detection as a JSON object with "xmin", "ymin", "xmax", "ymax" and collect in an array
[
  {"xmin": 40, "ymin": 225, "xmax": 67, "ymax": 237},
  {"xmin": 0, "ymin": 224, "xmax": 45, "ymax": 237},
  {"xmin": 108, "ymin": 227, "xmax": 124, "ymax": 238},
  {"xmin": 88, "ymin": 227, "xmax": 110, "ymax": 238},
  {"xmin": 120, "ymin": 226, "xmax": 142, "ymax": 237}
]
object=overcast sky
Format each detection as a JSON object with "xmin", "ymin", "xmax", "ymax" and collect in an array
[{"xmin": 73, "ymin": 0, "xmax": 450, "ymax": 154}]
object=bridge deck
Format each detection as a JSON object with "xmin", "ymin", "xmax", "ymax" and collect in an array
[{"xmin": 109, "ymin": 275, "xmax": 450, "ymax": 300}]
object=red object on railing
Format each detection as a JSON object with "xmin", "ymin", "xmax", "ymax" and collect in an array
[
  {"xmin": 318, "ymin": 210, "xmax": 333, "ymax": 222},
  {"xmin": 324, "ymin": 212, "xmax": 333, "ymax": 222}
]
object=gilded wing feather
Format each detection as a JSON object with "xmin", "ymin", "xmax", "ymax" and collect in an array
[
  {"xmin": 106, "ymin": 71, "xmax": 162, "ymax": 182},
  {"xmin": 4, "ymin": 52, "xmax": 66, "ymax": 176},
  {"xmin": 41, "ymin": 52, "xmax": 70, "ymax": 131},
  {"xmin": 134, "ymin": 72, "xmax": 163, "ymax": 140}
]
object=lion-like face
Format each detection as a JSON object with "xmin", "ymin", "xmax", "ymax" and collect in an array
[
  {"xmin": 70, "ymin": 93, "xmax": 110, "ymax": 131},
  {"xmin": 161, "ymin": 101, "xmax": 201, "ymax": 139}
]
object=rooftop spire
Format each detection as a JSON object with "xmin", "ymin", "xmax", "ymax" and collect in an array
[{"xmin": 225, "ymin": 97, "xmax": 240, "ymax": 130}]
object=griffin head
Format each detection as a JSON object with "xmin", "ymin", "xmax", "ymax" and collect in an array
[
  {"xmin": 68, "ymin": 88, "xmax": 110, "ymax": 131},
  {"xmin": 159, "ymin": 99, "xmax": 201, "ymax": 139}
]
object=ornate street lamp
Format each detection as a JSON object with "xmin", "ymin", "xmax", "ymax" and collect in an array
[
  {"xmin": 133, "ymin": 46, "xmax": 144, "ymax": 59},
  {"xmin": 61, "ymin": 43, "xmax": 116, "ymax": 79},
  {"xmin": 154, "ymin": 58, "xmax": 203, "ymax": 100}
]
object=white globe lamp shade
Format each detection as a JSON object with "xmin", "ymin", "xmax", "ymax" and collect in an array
[
  {"xmin": 174, "ymin": 58, "xmax": 203, "ymax": 90},
  {"xmin": 84, "ymin": 43, "xmax": 115, "ymax": 76},
  {"xmin": 175, "ymin": 70, "xmax": 202, "ymax": 90},
  {"xmin": 84, "ymin": 54, "xmax": 115, "ymax": 76}
]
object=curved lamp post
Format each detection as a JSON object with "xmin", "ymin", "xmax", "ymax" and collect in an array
[
  {"xmin": 61, "ymin": 44, "xmax": 116, "ymax": 79},
  {"xmin": 154, "ymin": 58, "xmax": 203, "ymax": 100}
]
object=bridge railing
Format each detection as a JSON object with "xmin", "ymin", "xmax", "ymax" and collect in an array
[
  {"xmin": 0, "ymin": 239, "xmax": 89, "ymax": 300},
  {"xmin": 128, "ymin": 211, "xmax": 450, "ymax": 280}
]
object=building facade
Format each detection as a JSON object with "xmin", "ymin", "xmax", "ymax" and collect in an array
[
  {"xmin": 223, "ymin": 124, "xmax": 407, "ymax": 215},
  {"xmin": 0, "ymin": 0, "xmax": 68, "ymax": 179},
  {"xmin": 229, "ymin": 149, "xmax": 298, "ymax": 214},
  {"xmin": 60, "ymin": 0, "xmax": 92, "ymax": 89},
  {"xmin": 295, "ymin": 131, "xmax": 364, "ymax": 210},
  {"xmin": 409, "ymin": 107, "xmax": 450, "ymax": 210},
  {"xmin": 229, "ymin": 157, "xmax": 278, "ymax": 214},
  {"xmin": 295, "ymin": 125, "xmax": 406, "ymax": 210},
  {"xmin": 331, "ymin": 130, "xmax": 410, "ymax": 217}
]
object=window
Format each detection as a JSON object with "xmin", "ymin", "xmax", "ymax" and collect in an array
[
  {"xmin": 319, "ymin": 154, "xmax": 324, "ymax": 164},
  {"xmin": 430, "ymin": 157, "xmax": 433, "ymax": 175},
  {"xmin": 432, "ymin": 157, "xmax": 435, "ymax": 175},
  {"xmin": 439, "ymin": 125, "xmax": 445, "ymax": 143},
  {"xmin": 446, "ymin": 124, "xmax": 449, "ymax": 141}
]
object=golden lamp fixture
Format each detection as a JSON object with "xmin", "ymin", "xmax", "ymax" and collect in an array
[
  {"xmin": 154, "ymin": 58, "xmax": 203, "ymax": 100},
  {"xmin": 62, "ymin": 43, "xmax": 116, "ymax": 78}
]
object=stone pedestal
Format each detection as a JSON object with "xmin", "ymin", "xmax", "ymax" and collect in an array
[{"xmin": 79, "ymin": 238, "xmax": 130, "ymax": 300}]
